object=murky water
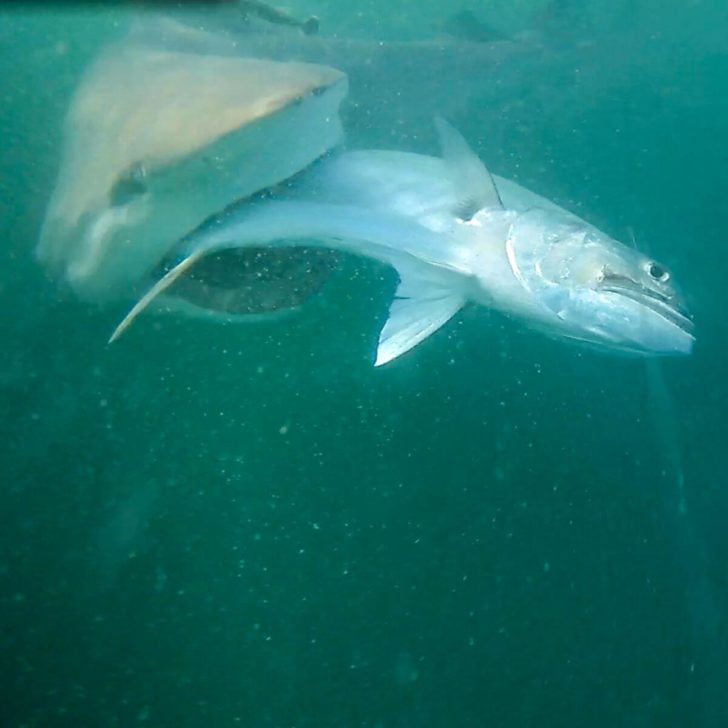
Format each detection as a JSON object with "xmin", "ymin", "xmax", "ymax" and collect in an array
[{"xmin": 2, "ymin": 2, "xmax": 727, "ymax": 725}]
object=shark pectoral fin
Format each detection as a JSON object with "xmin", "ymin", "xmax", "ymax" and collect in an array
[
  {"xmin": 375, "ymin": 285, "xmax": 464, "ymax": 367},
  {"xmin": 434, "ymin": 116, "xmax": 503, "ymax": 219}
]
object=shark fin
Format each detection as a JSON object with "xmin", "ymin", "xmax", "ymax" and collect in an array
[
  {"xmin": 434, "ymin": 116, "xmax": 502, "ymax": 219},
  {"xmin": 375, "ymin": 279, "xmax": 464, "ymax": 366}
]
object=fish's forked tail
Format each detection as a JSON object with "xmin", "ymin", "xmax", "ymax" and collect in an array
[
  {"xmin": 108, "ymin": 239, "xmax": 466, "ymax": 365},
  {"xmin": 108, "ymin": 250, "xmax": 205, "ymax": 343}
]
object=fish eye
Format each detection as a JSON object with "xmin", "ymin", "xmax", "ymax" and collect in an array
[{"xmin": 646, "ymin": 261, "xmax": 669, "ymax": 283}]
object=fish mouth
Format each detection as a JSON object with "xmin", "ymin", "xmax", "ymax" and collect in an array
[{"xmin": 600, "ymin": 275, "xmax": 695, "ymax": 337}]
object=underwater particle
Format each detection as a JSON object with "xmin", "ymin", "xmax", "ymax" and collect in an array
[{"xmin": 394, "ymin": 652, "xmax": 419, "ymax": 686}]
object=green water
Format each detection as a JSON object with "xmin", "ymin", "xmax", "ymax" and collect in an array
[{"xmin": 2, "ymin": 2, "xmax": 727, "ymax": 726}]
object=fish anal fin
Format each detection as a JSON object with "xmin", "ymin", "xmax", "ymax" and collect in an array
[{"xmin": 375, "ymin": 281, "xmax": 464, "ymax": 366}]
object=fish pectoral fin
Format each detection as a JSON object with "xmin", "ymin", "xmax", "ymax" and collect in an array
[
  {"xmin": 375, "ymin": 284, "xmax": 464, "ymax": 366},
  {"xmin": 434, "ymin": 116, "xmax": 503, "ymax": 218}
]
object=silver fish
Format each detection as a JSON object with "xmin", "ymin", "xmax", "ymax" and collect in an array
[{"xmin": 111, "ymin": 118, "xmax": 694, "ymax": 364}]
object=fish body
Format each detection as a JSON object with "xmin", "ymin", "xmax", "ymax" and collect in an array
[{"xmin": 113, "ymin": 120, "xmax": 694, "ymax": 364}]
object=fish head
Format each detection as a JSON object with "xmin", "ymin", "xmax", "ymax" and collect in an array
[{"xmin": 506, "ymin": 208, "xmax": 694, "ymax": 354}]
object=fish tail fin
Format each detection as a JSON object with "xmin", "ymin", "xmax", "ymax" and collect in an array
[{"xmin": 108, "ymin": 250, "xmax": 205, "ymax": 343}]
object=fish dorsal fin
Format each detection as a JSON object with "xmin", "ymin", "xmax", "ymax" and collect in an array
[
  {"xmin": 375, "ymin": 278, "xmax": 464, "ymax": 366},
  {"xmin": 434, "ymin": 117, "xmax": 502, "ymax": 219}
]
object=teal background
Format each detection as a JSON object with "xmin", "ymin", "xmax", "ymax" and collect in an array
[{"xmin": 1, "ymin": 2, "xmax": 727, "ymax": 726}]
